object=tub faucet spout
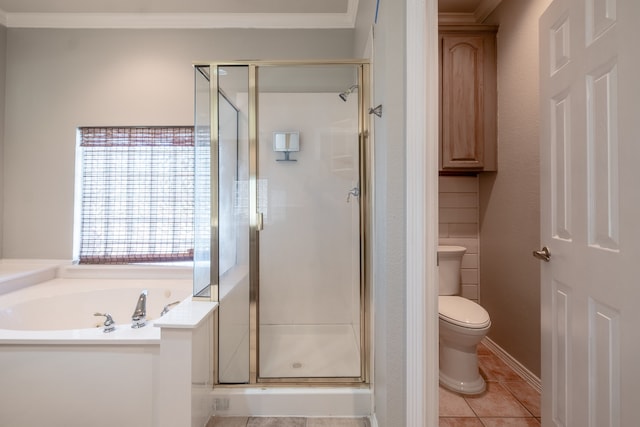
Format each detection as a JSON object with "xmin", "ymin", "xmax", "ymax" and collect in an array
[{"xmin": 131, "ymin": 290, "xmax": 147, "ymax": 328}]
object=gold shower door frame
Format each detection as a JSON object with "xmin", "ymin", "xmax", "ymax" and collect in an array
[{"xmin": 196, "ymin": 60, "xmax": 371, "ymax": 386}]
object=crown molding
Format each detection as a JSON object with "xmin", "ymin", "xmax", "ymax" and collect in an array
[
  {"xmin": 0, "ymin": 0, "xmax": 358, "ymax": 29},
  {"xmin": 438, "ymin": 12, "xmax": 477, "ymax": 24},
  {"xmin": 4, "ymin": 12, "xmax": 354, "ymax": 29},
  {"xmin": 438, "ymin": 0, "xmax": 502, "ymax": 25}
]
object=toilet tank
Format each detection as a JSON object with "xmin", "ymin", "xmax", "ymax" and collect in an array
[{"xmin": 437, "ymin": 245, "xmax": 466, "ymax": 295}]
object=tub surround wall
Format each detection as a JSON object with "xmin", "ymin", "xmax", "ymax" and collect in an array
[
  {"xmin": 479, "ymin": 0, "xmax": 551, "ymax": 378},
  {"xmin": 155, "ymin": 299, "xmax": 217, "ymax": 427},
  {"xmin": 439, "ymin": 176, "xmax": 480, "ymax": 302}
]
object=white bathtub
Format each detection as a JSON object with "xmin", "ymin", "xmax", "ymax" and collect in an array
[
  {"xmin": 0, "ymin": 263, "xmax": 195, "ymax": 427},
  {"xmin": 0, "ymin": 279, "xmax": 191, "ymax": 340},
  {"xmin": 0, "ymin": 259, "xmax": 63, "ymax": 295}
]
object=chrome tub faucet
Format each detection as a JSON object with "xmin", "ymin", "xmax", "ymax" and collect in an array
[{"xmin": 131, "ymin": 290, "xmax": 148, "ymax": 328}]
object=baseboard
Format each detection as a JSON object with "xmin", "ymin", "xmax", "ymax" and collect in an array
[{"xmin": 482, "ymin": 337, "xmax": 541, "ymax": 393}]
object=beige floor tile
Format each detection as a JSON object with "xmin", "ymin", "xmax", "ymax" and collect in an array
[
  {"xmin": 479, "ymin": 417, "xmax": 541, "ymax": 426},
  {"xmin": 503, "ymin": 381, "xmax": 541, "ymax": 417},
  {"xmin": 478, "ymin": 354, "xmax": 525, "ymax": 382},
  {"xmin": 477, "ymin": 341, "xmax": 493, "ymax": 356},
  {"xmin": 306, "ymin": 417, "xmax": 368, "ymax": 427},
  {"xmin": 463, "ymin": 382, "xmax": 531, "ymax": 418},
  {"xmin": 439, "ymin": 386, "xmax": 476, "ymax": 417},
  {"xmin": 208, "ymin": 417, "xmax": 249, "ymax": 427},
  {"xmin": 247, "ymin": 417, "xmax": 306, "ymax": 427}
]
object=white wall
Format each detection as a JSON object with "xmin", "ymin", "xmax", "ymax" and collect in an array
[
  {"xmin": 2, "ymin": 28, "xmax": 354, "ymax": 259},
  {"xmin": 363, "ymin": 0, "xmax": 408, "ymax": 425},
  {"xmin": 479, "ymin": 0, "xmax": 552, "ymax": 377}
]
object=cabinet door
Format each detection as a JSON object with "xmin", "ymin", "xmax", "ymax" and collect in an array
[{"xmin": 441, "ymin": 32, "xmax": 496, "ymax": 171}]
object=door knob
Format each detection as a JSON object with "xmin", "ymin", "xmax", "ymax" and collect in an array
[{"xmin": 533, "ymin": 246, "xmax": 551, "ymax": 262}]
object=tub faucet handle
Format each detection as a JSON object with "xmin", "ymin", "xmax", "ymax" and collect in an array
[
  {"xmin": 160, "ymin": 300, "xmax": 181, "ymax": 317},
  {"xmin": 94, "ymin": 312, "xmax": 116, "ymax": 333}
]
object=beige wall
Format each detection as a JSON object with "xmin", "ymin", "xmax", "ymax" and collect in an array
[
  {"xmin": 479, "ymin": 0, "xmax": 552, "ymax": 377},
  {"xmin": 2, "ymin": 28, "xmax": 353, "ymax": 259}
]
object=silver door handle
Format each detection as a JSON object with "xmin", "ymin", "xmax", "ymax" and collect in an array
[
  {"xmin": 346, "ymin": 187, "xmax": 360, "ymax": 203},
  {"xmin": 533, "ymin": 246, "xmax": 551, "ymax": 262}
]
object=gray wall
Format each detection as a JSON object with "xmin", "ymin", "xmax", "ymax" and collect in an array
[
  {"xmin": 355, "ymin": 0, "xmax": 407, "ymax": 425},
  {"xmin": 2, "ymin": 28, "xmax": 353, "ymax": 259},
  {"xmin": 0, "ymin": 24, "xmax": 5, "ymax": 259},
  {"xmin": 479, "ymin": 0, "xmax": 551, "ymax": 377}
]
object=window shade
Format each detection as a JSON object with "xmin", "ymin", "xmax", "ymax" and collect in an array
[{"xmin": 78, "ymin": 127, "xmax": 195, "ymax": 264}]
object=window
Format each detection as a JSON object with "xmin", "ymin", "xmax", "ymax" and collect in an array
[{"xmin": 77, "ymin": 126, "xmax": 195, "ymax": 264}]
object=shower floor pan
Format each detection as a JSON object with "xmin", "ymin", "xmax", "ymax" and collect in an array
[{"xmin": 259, "ymin": 324, "xmax": 361, "ymax": 378}]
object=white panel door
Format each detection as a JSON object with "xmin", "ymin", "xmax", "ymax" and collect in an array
[{"xmin": 539, "ymin": 0, "xmax": 640, "ymax": 426}]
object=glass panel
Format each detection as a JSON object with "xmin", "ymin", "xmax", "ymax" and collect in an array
[
  {"xmin": 217, "ymin": 66, "xmax": 251, "ymax": 383},
  {"xmin": 193, "ymin": 66, "xmax": 211, "ymax": 298},
  {"xmin": 257, "ymin": 65, "xmax": 362, "ymax": 379}
]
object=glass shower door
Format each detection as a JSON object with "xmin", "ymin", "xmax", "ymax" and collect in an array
[
  {"xmin": 195, "ymin": 61, "xmax": 368, "ymax": 384},
  {"xmin": 256, "ymin": 65, "xmax": 362, "ymax": 380}
]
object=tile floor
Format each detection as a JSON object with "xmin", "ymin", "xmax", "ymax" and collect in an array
[
  {"xmin": 208, "ymin": 417, "xmax": 369, "ymax": 427},
  {"xmin": 439, "ymin": 342, "xmax": 541, "ymax": 426}
]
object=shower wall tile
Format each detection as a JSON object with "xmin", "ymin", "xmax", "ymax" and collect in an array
[{"xmin": 439, "ymin": 176, "xmax": 480, "ymax": 303}]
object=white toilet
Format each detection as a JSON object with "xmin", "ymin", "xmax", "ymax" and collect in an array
[{"xmin": 438, "ymin": 245, "xmax": 491, "ymax": 395}]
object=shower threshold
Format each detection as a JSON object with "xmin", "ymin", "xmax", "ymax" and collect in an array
[{"xmin": 206, "ymin": 386, "xmax": 372, "ymax": 418}]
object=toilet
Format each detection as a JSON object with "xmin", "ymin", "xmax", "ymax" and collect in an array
[{"xmin": 438, "ymin": 245, "xmax": 491, "ymax": 395}]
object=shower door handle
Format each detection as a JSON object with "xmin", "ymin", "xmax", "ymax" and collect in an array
[
  {"xmin": 256, "ymin": 212, "xmax": 264, "ymax": 231},
  {"xmin": 347, "ymin": 187, "xmax": 360, "ymax": 203}
]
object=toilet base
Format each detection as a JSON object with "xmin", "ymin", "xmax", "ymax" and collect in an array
[
  {"xmin": 438, "ymin": 325, "xmax": 488, "ymax": 395},
  {"xmin": 439, "ymin": 369, "xmax": 486, "ymax": 395}
]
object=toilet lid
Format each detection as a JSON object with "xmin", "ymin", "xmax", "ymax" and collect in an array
[{"xmin": 439, "ymin": 296, "xmax": 491, "ymax": 329}]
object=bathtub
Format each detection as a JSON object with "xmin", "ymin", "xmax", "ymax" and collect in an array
[
  {"xmin": 0, "ymin": 262, "xmax": 195, "ymax": 427},
  {"xmin": 0, "ymin": 259, "xmax": 63, "ymax": 295}
]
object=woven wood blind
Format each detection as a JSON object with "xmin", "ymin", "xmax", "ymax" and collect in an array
[{"xmin": 78, "ymin": 127, "xmax": 195, "ymax": 264}]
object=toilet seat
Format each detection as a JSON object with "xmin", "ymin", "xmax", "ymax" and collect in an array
[{"xmin": 439, "ymin": 296, "xmax": 490, "ymax": 329}]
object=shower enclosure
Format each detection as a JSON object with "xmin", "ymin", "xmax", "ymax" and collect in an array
[{"xmin": 194, "ymin": 61, "xmax": 370, "ymax": 384}]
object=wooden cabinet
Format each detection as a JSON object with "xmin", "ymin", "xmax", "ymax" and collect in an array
[{"xmin": 439, "ymin": 25, "xmax": 497, "ymax": 172}]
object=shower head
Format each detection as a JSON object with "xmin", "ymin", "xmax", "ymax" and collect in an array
[{"xmin": 339, "ymin": 85, "xmax": 358, "ymax": 102}]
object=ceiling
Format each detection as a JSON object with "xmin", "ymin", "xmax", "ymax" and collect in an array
[{"xmin": 0, "ymin": 0, "xmax": 498, "ymax": 29}]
